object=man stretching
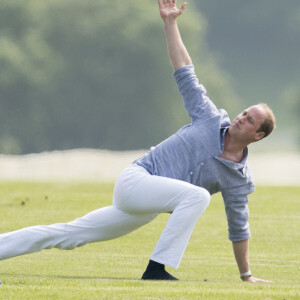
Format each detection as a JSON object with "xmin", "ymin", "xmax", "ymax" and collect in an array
[{"xmin": 0, "ymin": 0, "xmax": 274, "ymax": 282}]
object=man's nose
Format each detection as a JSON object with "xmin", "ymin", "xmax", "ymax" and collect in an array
[{"xmin": 239, "ymin": 115, "xmax": 246, "ymax": 123}]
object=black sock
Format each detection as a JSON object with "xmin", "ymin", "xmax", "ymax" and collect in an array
[
  {"xmin": 141, "ymin": 260, "xmax": 179, "ymax": 281},
  {"xmin": 146, "ymin": 260, "xmax": 165, "ymax": 271}
]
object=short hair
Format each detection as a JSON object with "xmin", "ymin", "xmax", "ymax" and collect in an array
[{"xmin": 256, "ymin": 103, "xmax": 276, "ymax": 138}]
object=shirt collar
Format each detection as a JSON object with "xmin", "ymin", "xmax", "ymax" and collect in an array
[
  {"xmin": 216, "ymin": 127, "xmax": 249, "ymax": 170},
  {"xmin": 220, "ymin": 127, "xmax": 228, "ymax": 152}
]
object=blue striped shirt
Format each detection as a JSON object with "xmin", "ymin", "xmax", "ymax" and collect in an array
[{"xmin": 135, "ymin": 65, "xmax": 254, "ymax": 242}]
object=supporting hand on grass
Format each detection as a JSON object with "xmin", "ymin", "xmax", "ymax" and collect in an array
[{"xmin": 243, "ymin": 276, "xmax": 273, "ymax": 283}]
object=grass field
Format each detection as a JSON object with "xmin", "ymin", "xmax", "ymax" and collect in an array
[{"xmin": 0, "ymin": 182, "xmax": 299, "ymax": 299}]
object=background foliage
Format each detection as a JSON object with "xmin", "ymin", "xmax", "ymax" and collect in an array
[
  {"xmin": 0, "ymin": 0, "xmax": 299, "ymax": 154},
  {"xmin": 196, "ymin": 0, "xmax": 300, "ymax": 147}
]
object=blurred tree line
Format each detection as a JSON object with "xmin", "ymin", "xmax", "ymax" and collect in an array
[
  {"xmin": 0, "ymin": 0, "xmax": 240, "ymax": 154},
  {"xmin": 196, "ymin": 0, "xmax": 300, "ymax": 148},
  {"xmin": 1, "ymin": 0, "xmax": 299, "ymax": 154}
]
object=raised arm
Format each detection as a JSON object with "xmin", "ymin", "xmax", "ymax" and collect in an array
[{"xmin": 158, "ymin": 0, "xmax": 192, "ymax": 70}]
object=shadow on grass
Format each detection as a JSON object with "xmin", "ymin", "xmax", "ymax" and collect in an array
[
  {"xmin": 0, "ymin": 273, "xmax": 137, "ymax": 281},
  {"xmin": 0, "ymin": 272, "xmax": 201, "ymax": 283}
]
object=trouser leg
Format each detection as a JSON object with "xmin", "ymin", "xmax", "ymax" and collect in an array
[
  {"xmin": 0, "ymin": 205, "xmax": 157, "ymax": 261},
  {"xmin": 0, "ymin": 163, "xmax": 210, "ymax": 268},
  {"xmin": 150, "ymin": 189, "xmax": 210, "ymax": 269},
  {"xmin": 115, "ymin": 164, "xmax": 211, "ymax": 269}
]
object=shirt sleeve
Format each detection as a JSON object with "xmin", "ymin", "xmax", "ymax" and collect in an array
[
  {"xmin": 221, "ymin": 189, "xmax": 252, "ymax": 242},
  {"xmin": 173, "ymin": 65, "xmax": 219, "ymax": 123}
]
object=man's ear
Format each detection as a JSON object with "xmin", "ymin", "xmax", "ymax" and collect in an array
[{"xmin": 255, "ymin": 131, "xmax": 265, "ymax": 141}]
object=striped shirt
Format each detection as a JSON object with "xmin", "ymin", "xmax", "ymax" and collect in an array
[{"xmin": 135, "ymin": 65, "xmax": 254, "ymax": 242}]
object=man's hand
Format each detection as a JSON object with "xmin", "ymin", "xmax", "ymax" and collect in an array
[
  {"xmin": 158, "ymin": 0, "xmax": 192, "ymax": 70},
  {"xmin": 158, "ymin": 0, "xmax": 187, "ymax": 21},
  {"xmin": 243, "ymin": 276, "xmax": 273, "ymax": 283},
  {"xmin": 232, "ymin": 240, "xmax": 273, "ymax": 283}
]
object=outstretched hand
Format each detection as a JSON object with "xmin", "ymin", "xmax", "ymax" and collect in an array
[
  {"xmin": 158, "ymin": 0, "xmax": 187, "ymax": 21},
  {"xmin": 243, "ymin": 276, "xmax": 273, "ymax": 283}
]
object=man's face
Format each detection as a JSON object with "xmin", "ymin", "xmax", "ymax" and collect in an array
[{"xmin": 228, "ymin": 105, "xmax": 267, "ymax": 143}]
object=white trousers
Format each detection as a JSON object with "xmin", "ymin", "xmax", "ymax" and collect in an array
[{"xmin": 0, "ymin": 164, "xmax": 210, "ymax": 269}]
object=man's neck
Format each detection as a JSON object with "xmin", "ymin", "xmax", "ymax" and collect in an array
[{"xmin": 220, "ymin": 131, "xmax": 248, "ymax": 163}]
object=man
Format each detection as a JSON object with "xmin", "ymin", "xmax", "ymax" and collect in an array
[{"xmin": 0, "ymin": 0, "xmax": 274, "ymax": 282}]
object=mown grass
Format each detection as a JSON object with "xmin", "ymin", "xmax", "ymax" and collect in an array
[{"xmin": 0, "ymin": 182, "xmax": 299, "ymax": 299}]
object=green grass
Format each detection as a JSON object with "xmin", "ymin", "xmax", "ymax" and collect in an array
[{"xmin": 0, "ymin": 182, "xmax": 299, "ymax": 299}]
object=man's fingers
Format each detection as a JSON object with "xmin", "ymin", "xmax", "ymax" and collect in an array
[
  {"xmin": 245, "ymin": 276, "xmax": 273, "ymax": 283},
  {"xmin": 254, "ymin": 277, "xmax": 273, "ymax": 283},
  {"xmin": 179, "ymin": 2, "xmax": 187, "ymax": 13},
  {"xmin": 259, "ymin": 279, "xmax": 273, "ymax": 283},
  {"xmin": 159, "ymin": 0, "xmax": 187, "ymax": 10}
]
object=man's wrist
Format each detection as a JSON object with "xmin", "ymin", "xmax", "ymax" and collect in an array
[
  {"xmin": 240, "ymin": 270, "xmax": 252, "ymax": 280},
  {"xmin": 163, "ymin": 17, "xmax": 177, "ymax": 25}
]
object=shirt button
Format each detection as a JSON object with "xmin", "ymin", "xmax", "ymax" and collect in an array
[
  {"xmin": 190, "ymin": 171, "xmax": 193, "ymax": 175},
  {"xmin": 201, "ymin": 162, "xmax": 204, "ymax": 166}
]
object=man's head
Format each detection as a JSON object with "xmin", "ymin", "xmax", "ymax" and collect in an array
[{"xmin": 229, "ymin": 103, "xmax": 276, "ymax": 145}]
